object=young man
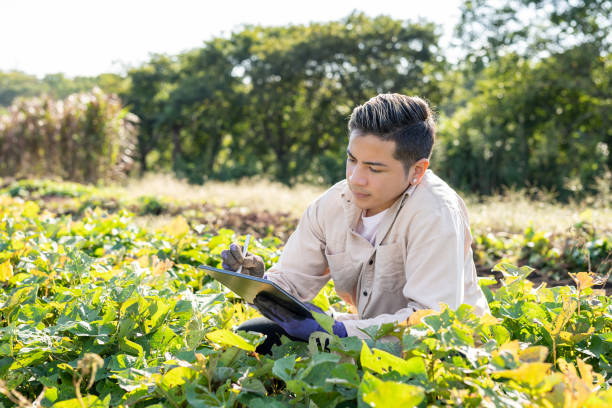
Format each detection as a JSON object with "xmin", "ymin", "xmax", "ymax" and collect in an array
[{"xmin": 222, "ymin": 94, "xmax": 489, "ymax": 353}]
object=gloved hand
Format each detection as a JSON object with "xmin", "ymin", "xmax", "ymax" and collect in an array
[
  {"xmin": 254, "ymin": 296, "xmax": 347, "ymax": 340},
  {"xmin": 221, "ymin": 243, "xmax": 265, "ymax": 278}
]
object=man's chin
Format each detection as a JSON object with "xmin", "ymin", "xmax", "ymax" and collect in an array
[{"xmin": 352, "ymin": 196, "xmax": 375, "ymax": 212}]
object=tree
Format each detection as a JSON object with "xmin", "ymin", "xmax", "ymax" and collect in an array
[
  {"xmin": 121, "ymin": 55, "xmax": 179, "ymax": 173},
  {"xmin": 437, "ymin": 0, "xmax": 611, "ymax": 198},
  {"xmin": 226, "ymin": 13, "xmax": 444, "ymax": 184},
  {"xmin": 0, "ymin": 70, "xmax": 40, "ymax": 106},
  {"xmin": 456, "ymin": 0, "xmax": 611, "ymax": 67}
]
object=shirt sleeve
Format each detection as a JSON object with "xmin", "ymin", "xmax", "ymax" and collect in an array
[
  {"xmin": 264, "ymin": 200, "xmax": 331, "ymax": 302},
  {"xmin": 400, "ymin": 204, "xmax": 467, "ymax": 312}
]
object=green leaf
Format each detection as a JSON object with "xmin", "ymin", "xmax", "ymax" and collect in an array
[
  {"xmin": 488, "ymin": 324, "xmax": 511, "ymax": 345},
  {"xmin": 205, "ymin": 329, "xmax": 255, "ymax": 351},
  {"xmin": 245, "ymin": 397, "xmax": 291, "ymax": 408},
  {"xmin": 146, "ymin": 299, "xmax": 172, "ymax": 331},
  {"xmin": 108, "ymin": 354, "xmax": 139, "ymax": 371},
  {"xmin": 150, "ymin": 325, "xmax": 181, "ymax": 353},
  {"xmin": 1, "ymin": 286, "xmax": 35, "ymax": 310},
  {"xmin": 311, "ymin": 290, "xmax": 331, "ymax": 311},
  {"xmin": 360, "ymin": 341, "xmax": 426, "ymax": 378},
  {"xmin": 311, "ymin": 311, "xmax": 335, "ymax": 335},
  {"xmin": 286, "ymin": 379, "xmax": 321, "ymax": 398},
  {"xmin": 272, "ymin": 355, "xmax": 297, "ymax": 382},
  {"xmin": 119, "ymin": 337, "xmax": 144, "ymax": 358},
  {"xmin": 359, "ymin": 372, "xmax": 425, "ymax": 407},
  {"xmin": 325, "ymin": 363, "xmax": 360, "ymax": 388},
  {"xmin": 9, "ymin": 349, "xmax": 48, "ymax": 370},
  {"xmin": 238, "ymin": 376, "xmax": 267, "ymax": 395},
  {"xmin": 493, "ymin": 262, "xmax": 534, "ymax": 279},
  {"xmin": 43, "ymin": 386, "xmax": 59, "ymax": 404}
]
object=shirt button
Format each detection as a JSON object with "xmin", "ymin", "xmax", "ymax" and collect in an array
[
  {"xmin": 368, "ymin": 259, "xmax": 373, "ymax": 265},
  {"xmin": 363, "ymin": 291, "xmax": 368, "ymax": 296}
]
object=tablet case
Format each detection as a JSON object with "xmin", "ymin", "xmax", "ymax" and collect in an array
[{"xmin": 199, "ymin": 265, "xmax": 312, "ymax": 318}]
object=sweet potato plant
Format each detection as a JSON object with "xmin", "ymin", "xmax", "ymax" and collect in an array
[{"xmin": 0, "ymin": 193, "xmax": 610, "ymax": 407}]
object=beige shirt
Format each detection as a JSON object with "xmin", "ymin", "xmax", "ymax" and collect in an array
[{"xmin": 266, "ymin": 169, "xmax": 490, "ymax": 338}]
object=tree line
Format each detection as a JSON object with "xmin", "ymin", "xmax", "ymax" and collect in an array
[{"xmin": 1, "ymin": 0, "xmax": 610, "ymax": 200}]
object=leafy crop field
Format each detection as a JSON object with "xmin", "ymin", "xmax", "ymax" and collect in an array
[{"xmin": 0, "ymin": 179, "xmax": 611, "ymax": 407}]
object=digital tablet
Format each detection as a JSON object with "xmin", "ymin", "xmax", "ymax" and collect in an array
[{"xmin": 199, "ymin": 265, "xmax": 312, "ymax": 318}]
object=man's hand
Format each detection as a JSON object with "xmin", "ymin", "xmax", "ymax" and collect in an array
[
  {"xmin": 254, "ymin": 296, "xmax": 347, "ymax": 340},
  {"xmin": 221, "ymin": 243, "xmax": 265, "ymax": 278}
]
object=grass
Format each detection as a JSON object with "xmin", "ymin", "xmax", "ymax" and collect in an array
[
  {"xmin": 108, "ymin": 173, "xmax": 325, "ymax": 215},
  {"xmin": 465, "ymin": 191, "xmax": 612, "ymax": 236},
  {"xmin": 106, "ymin": 173, "xmax": 612, "ymax": 236}
]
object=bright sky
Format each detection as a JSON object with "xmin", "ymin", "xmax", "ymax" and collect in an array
[{"xmin": 1, "ymin": 0, "xmax": 463, "ymax": 78}]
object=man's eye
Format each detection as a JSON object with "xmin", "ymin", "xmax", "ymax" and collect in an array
[
  {"xmin": 347, "ymin": 156, "xmax": 356, "ymax": 162},
  {"xmin": 369, "ymin": 167, "xmax": 381, "ymax": 173}
]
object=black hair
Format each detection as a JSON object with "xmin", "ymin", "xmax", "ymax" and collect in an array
[{"xmin": 348, "ymin": 93, "xmax": 435, "ymax": 174}]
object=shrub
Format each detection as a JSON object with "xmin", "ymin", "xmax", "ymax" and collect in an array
[{"xmin": 0, "ymin": 88, "xmax": 137, "ymax": 183}]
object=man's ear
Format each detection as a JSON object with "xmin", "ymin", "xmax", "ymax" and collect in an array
[{"xmin": 409, "ymin": 159, "xmax": 429, "ymax": 183}]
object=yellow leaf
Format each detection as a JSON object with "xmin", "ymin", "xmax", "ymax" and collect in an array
[
  {"xmin": 576, "ymin": 358, "xmax": 595, "ymax": 386},
  {"xmin": 160, "ymin": 366, "xmax": 194, "ymax": 389},
  {"xmin": 579, "ymin": 209, "xmax": 593, "ymax": 222},
  {"xmin": 557, "ymin": 358, "xmax": 601, "ymax": 408},
  {"xmin": 52, "ymin": 395, "xmax": 104, "ymax": 408},
  {"xmin": 405, "ymin": 309, "xmax": 437, "ymax": 326},
  {"xmin": 519, "ymin": 346, "xmax": 549, "ymax": 363},
  {"xmin": 479, "ymin": 313, "xmax": 500, "ymax": 327},
  {"xmin": 569, "ymin": 272, "xmax": 596, "ymax": 291},
  {"xmin": 496, "ymin": 340, "xmax": 521, "ymax": 360},
  {"xmin": 493, "ymin": 362, "xmax": 552, "ymax": 387},
  {"xmin": 30, "ymin": 269, "xmax": 47, "ymax": 277},
  {"xmin": 559, "ymin": 327, "xmax": 595, "ymax": 344},
  {"xmin": 163, "ymin": 216, "xmax": 190, "ymax": 239},
  {"xmin": 22, "ymin": 201, "xmax": 40, "ymax": 217},
  {"xmin": 195, "ymin": 353, "xmax": 206, "ymax": 367},
  {"xmin": 0, "ymin": 261, "xmax": 13, "ymax": 282},
  {"xmin": 137, "ymin": 255, "xmax": 151, "ymax": 267},
  {"xmin": 152, "ymin": 257, "xmax": 173, "ymax": 276},
  {"xmin": 584, "ymin": 388, "xmax": 612, "ymax": 408},
  {"xmin": 552, "ymin": 296, "xmax": 577, "ymax": 336},
  {"xmin": 206, "ymin": 329, "xmax": 255, "ymax": 352}
]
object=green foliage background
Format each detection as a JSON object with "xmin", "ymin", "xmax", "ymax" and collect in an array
[{"xmin": 0, "ymin": 1, "xmax": 610, "ymax": 199}]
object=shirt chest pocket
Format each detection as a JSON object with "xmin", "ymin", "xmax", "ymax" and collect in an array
[
  {"xmin": 373, "ymin": 242, "xmax": 406, "ymax": 292},
  {"xmin": 325, "ymin": 248, "xmax": 359, "ymax": 298}
]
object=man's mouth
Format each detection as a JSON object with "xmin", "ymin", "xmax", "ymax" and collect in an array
[{"xmin": 352, "ymin": 191, "xmax": 370, "ymax": 199}]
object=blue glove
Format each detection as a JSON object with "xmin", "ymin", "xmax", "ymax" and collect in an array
[{"xmin": 254, "ymin": 296, "xmax": 347, "ymax": 340}]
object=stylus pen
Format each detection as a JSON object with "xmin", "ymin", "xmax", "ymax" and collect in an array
[{"xmin": 236, "ymin": 234, "xmax": 251, "ymax": 274}]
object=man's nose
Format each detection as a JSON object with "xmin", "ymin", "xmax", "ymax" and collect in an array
[{"xmin": 349, "ymin": 165, "xmax": 367, "ymax": 186}]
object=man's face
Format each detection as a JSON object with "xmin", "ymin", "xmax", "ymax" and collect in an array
[{"xmin": 346, "ymin": 132, "xmax": 411, "ymax": 216}]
